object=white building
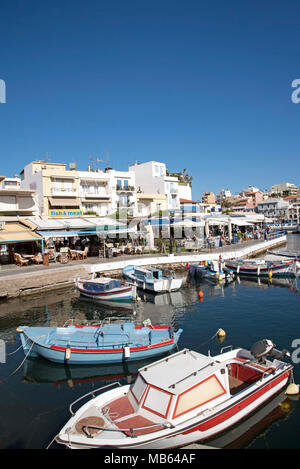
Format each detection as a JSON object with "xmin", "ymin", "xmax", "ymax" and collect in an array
[
  {"xmin": 257, "ymin": 198, "xmax": 290, "ymax": 221},
  {"xmin": 0, "ymin": 175, "xmax": 37, "ymax": 216},
  {"xmin": 20, "ymin": 160, "xmax": 137, "ymax": 217},
  {"xmin": 270, "ymin": 182, "xmax": 297, "ymax": 196},
  {"xmin": 129, "ymin": 161, "xmax": 192, "ymax": 212}
]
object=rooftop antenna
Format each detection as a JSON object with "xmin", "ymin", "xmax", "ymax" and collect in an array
[
  {"xmin": 105, "ymin": 150, "xmax": 110, "ymax": 169},
  {"xmin": 89, "ymin": 154, "xmax": 94, "ymax": 171}
]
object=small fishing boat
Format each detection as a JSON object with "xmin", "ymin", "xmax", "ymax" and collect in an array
[
  {"xmin": 225, "ymin": 258, "xmax": 297, "ymax": 277},
  {"xmin": 188, "ymin": 260, "xmax": 234, "ymax": 282},
  {"xmin": 122, "ymin": 265, "xmax": 183, "ymax": 293},
  {"xmin": 75, "ymin": 277, "xmax": 137, "ymax": 301},
  {"xmin": 17, "ymin": 319, "xmax": 183, "ymax": 365},
  {"xmin": 55, "ymin": 339, "xmax": 292, "ymax": 449},
  {"xmin": 266, "ymin": 250, "xmax": 300, "ymax": 269}
]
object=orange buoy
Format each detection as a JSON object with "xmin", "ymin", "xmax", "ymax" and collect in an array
[{"xmin": 198, "ymin": 290, "xmax": 204, "ymax": 299}]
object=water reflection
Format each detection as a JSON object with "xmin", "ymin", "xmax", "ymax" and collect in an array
[
  {"xmin": 22, "ymin": 355, "xmax": 170, "ymax": 389},
  {"xmin": 208, "ymin": 390, "xmax": 294, "ymax": 449}
]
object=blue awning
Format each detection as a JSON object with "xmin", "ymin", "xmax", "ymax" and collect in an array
[{"xmin": 38, "ymin": 227, "xmax": 135, "ymax": 238}]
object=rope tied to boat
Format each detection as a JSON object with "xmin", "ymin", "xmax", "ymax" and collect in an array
[{"xmin": 7, "ymin": 334, "xmax": 48, "ymax": 378}]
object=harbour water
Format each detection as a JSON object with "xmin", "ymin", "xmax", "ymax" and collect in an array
[{"xmin": 0, "ymin": 235, "xmax": 300, "ymax": 449}]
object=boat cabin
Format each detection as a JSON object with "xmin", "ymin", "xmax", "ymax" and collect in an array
[
  {"xmin": 134, "ymin": 266, "xmax": 163, "ymax": 282},
  {"xmin": 100, "ymin": 348, "xmax": 275, "ymax": 436},
  {"xmin": 83, "ymin": 278, "xmax": 122, "ymax": 292}
]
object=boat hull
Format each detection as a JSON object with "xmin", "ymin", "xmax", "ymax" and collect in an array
[
  {"xmin": 18, "ymin": 326, "xmax": 182, "ymax": 365},
  {"xmin": 123, "ymin": 271, "xmax": 183, "ymax": 293},
  {"xmin": 225, "ymin": 260, "xmax": 296, "ymax": 277},
  {"xmin": 188, "ymin": 264, "xmax": 233, "ymax": 281},
  {"xmin": 75, "ymin": 281, "xmax": 137, "ymax": 301}
]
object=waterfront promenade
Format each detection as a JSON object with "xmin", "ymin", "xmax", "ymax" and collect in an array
[{"xmin": 0, "ymin": 235, "xmax": 286, "ymax": 299}]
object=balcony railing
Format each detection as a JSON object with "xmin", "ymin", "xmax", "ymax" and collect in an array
[
  {"xmin": 79, "ymin": 190, "xmax": 110, "ymax": 199},
  {"xmin": 51, "ymin": 188, "xmax": 78, "ymax": 196},
  {"xmin": 116, "ymin": 185, "xmax": 135, "ymax": 192}
]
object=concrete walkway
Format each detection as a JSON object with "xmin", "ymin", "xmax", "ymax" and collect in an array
[{"xmin": 0, "ymin": 236, "xmax": 286, "ymax": 279}]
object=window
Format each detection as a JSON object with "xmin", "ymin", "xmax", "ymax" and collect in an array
[
  {"xmin": 173, "ymin": 375, "xmax": 226, "ymax": 418},
  {"xmin": 142, "ymin": 386, "xmax": 173, "ymax": 418},
  {"xmin": 131, "ymin": 375, "xmax": 147, "ymax": 403}
]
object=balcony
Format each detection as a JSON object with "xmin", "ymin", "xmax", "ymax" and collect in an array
[
  {"xmin": 116, "ymin": 185, "xmax": 135, "ymax": 192},
  {"xmin": 51, "ymin": 188, "xmax": 78, "ymax": 197},
  {"xmin": 80, "ymin": 190, "xmax": 111, "ymax": 200}
]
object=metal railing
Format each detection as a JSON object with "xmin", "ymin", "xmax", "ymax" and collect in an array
[
  {"xmin": 82, "ymin": 421, "xmax": 173, "ymax": 439},
  {"xmin": 69, "ymin": 382, "xmax": 122, "ymax": 415},
  {"xmin": 266, "ymin": 230, "xmax": 286, "ymax": 241}
]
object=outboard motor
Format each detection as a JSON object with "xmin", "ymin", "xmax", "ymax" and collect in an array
[{"xmin": 251, "ymin": 339, "xmax": 290, "ymax": 364}]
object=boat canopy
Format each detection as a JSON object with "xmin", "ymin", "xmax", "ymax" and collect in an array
[
  {"xmin": 128, "ymin": 349, "xmax": 229, "ymax": 420},
  {"xmin": 137, "ymin": 349, "xmax": 224, "ymax": 395},
  {"xmin": 83, "ymin": 278, "xmax": 121, "ymax": 291},
  {"xmin": 134, "ymin": 266, "xmax": 163, "ymax": 281}
]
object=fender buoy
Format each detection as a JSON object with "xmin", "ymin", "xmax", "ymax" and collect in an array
[{"xmin": 198, "ymin": 290, "xmax": 204, "ymax": 299}]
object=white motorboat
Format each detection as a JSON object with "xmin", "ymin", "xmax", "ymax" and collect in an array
[
  {"xmin": 123, "ymin": 265, "xmax": 183, "ymax": 293},
  {"xmin": 56, "ymin": 339, "xmax": 292, "ymax": 449}
]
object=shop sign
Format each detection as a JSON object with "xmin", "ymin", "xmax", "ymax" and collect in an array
[{"xmin": 49, "ymin": 210, "xmax": 83, "ymax": 217}]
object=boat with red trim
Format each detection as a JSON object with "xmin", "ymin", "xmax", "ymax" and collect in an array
[
  {"xmin": 225, "ymin": 258, "xmax": 297, "ymax": 277},
  {"xmin": 75, "ymin": 277, "xmax": 137, "ymax": 301},
  {"xmin": 55, "ymin": 339, "xmax": 293, "ymax": 449},
  {"xmin": 17, "ymin": 319, "xmax": 183, "ymax": 365}
]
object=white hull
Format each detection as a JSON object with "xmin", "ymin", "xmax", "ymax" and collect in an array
[{"xmin": 124, "ymin": 274, "xmax": 183, "ymax": 293}]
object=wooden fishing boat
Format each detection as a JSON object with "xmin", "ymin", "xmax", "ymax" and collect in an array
[
  {"xmin": 17, "ymin": 319, "xmax": 183, "ymax": 365},
  {"xmin": 75, "ymin": 277, "xmax": 137, "ymax": 301},
  {"xmin": 225, "ymin": 258, "xmax": 297, "ymax": 277},
  {"xmin": 55, "ymin": 339, "xmax": 292, "ymax": 449},
  {"xmin": 266, "ymin": 250, "xmax": 300, "ymax": 269},
  {"xmin": 123, "ymin": 265, "xmax": 183, "ymax": 293}
]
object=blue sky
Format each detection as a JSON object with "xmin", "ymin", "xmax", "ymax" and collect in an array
[{"xmin": 0, "ymin": 0, "xmax": 300, "ymax": 199}]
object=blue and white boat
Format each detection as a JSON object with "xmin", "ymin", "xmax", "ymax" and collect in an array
[
  {"xmin": 122, "ymin": 265, "xmax": 183, "ymax": 293},
  {"xmin": 75, "ymin": 277, "xmax": 137, "ymax": 302},
  {"xmin": 225, "ymin": 258, "xmax": 297, "ymax": 277},
  {"xmin": 17, "ymin": 320, "xmax": 183, "ymax": 365},
  {"xmin": 188, "ymin": 261, "xmax": 234, "ymax": 282}
]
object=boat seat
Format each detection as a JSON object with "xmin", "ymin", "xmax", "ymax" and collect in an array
[
  {"xmin": 228, "ymin": 376, "xmax": 249, "ymax": 395},
  {"xmin": 102, "ymin": 395, "xmax": 135, "ymax": 422},
  {"xmin": 115, "ymin": 415, "xmax": 165, "ymax": 437}
]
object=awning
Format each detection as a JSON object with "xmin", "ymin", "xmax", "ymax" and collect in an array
[
  {"xmin": 38, "ymin": 231, "xmax": 81, "ymax": 240},
  {"xmin": 38, "ymin": 227, "xmax": 135, "ymax": 240},
  {"xmin": 49, "ymin": 198, "xmax": 80, "ymax": 207},
  {"xmin": 231, "ymin": 219, "xmax": 254, "ymax": 226},
  {"xmin": 0, "ymin": 223, "xmax": 42, "ymax": 244}
]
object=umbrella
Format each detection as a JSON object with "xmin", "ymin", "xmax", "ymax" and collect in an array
[
  {"xmin": 146, "ymin": 223, "xmax": 155, "ymax": 249},
  {"xmin": 205, "ymin": 219, "xmax": 210, "ymax": 238},
  {"xmin": 228, "ymin": 219, "xmax": 232, "ymax": 242}
]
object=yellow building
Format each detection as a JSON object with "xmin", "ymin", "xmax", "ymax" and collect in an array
[
  {"xmin": 20, "ymin": 161, "xmax": 81, "ymax": 217},
  {"xmin": 136, "ymin": 193, "xmax": 168, "ymax": 216}
]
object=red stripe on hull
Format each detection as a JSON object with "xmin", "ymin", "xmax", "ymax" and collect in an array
[{"xmin": 50, "ymin": 339, "xmax": 174, "ymax": 354}]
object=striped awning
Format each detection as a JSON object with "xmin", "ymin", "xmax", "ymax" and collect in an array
[{"xmin": 0, "ymin": 223, "xmax": 42, "ymax": 244}]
